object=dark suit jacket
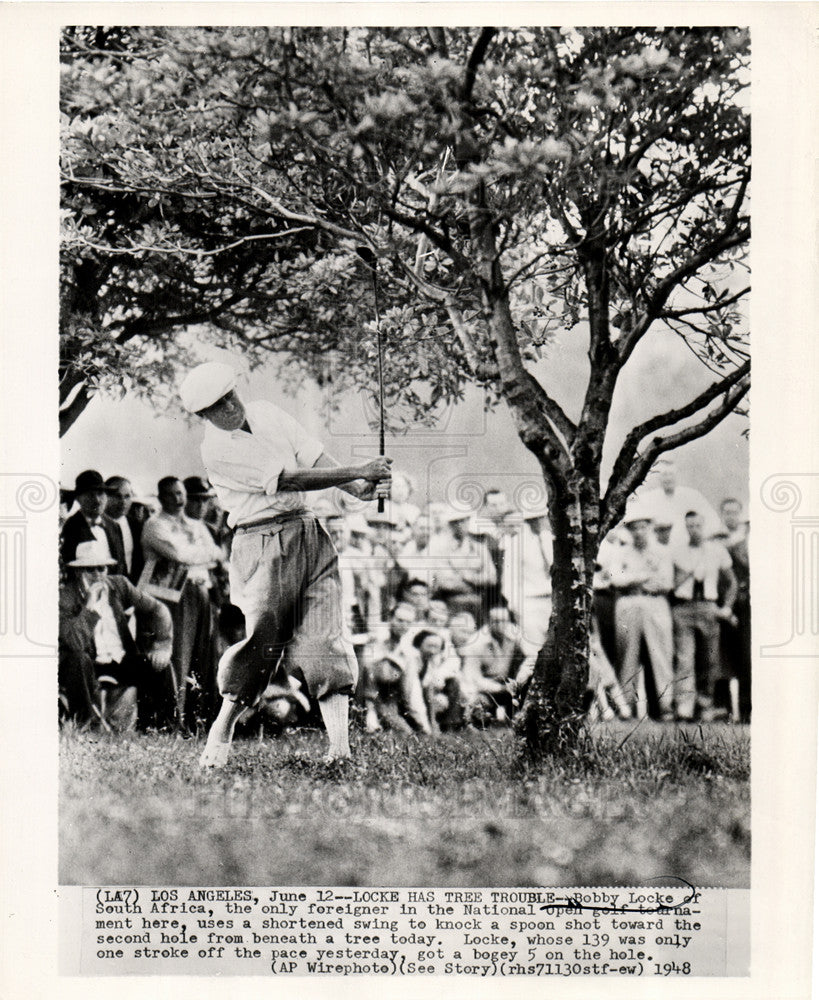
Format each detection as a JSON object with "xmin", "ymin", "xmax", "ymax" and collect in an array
[
  {"xmin": 127, "ymin": 512, "xmax": 146, "ymax": 584},
  {"xmin": 59, "ymin": 574, "xmax": 173, "ymax": 717},
  {"xmin": 59, "ymin": 574, "xmax": 173, "ymax": 660},
  {"xmin": 60, "ymin": 510, "xmax": 127, "ymax": 576}
]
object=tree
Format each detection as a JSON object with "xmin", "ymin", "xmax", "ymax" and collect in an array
[{"xmin": 61, "ymin": 26, "xmax": 750, "ymax": 758}]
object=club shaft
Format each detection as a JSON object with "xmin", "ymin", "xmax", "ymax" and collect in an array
[{"xmin": 372, "ymin": 269, "xmax": 386, "ymax": 513}]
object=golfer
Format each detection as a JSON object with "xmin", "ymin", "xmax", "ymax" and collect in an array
[{"xmin": 179, "ymin": 362, "xmax": 392, "ymax": 768}]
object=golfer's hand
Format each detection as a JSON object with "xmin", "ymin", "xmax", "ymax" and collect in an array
[
  {"xmin": 147, "ymin": 641, "xmax": 172, "ymax": 672},
  {"xmin": 361, "ymin": 457, "xmax": 393, "ymax": 483},
  {"xmin": 356, "ymin": 480, "xmax": 390, "ymax": 502}
]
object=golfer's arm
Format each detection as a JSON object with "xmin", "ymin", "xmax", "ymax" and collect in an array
[{"xmin": 277, "ymin": 452, "xmax": 367, "ymax": 494}]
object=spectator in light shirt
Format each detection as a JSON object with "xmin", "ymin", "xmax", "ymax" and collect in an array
[
  {"xmin": 671, "ymin": 511, "xmax": 737, "ymax": 721},
  {"xmin": 140, "ymin": 476, "xmax": 223, "ymax": 730},
  {"xmin": 610, "ymin": 507, "xmax": 675, "ymax": 720}
]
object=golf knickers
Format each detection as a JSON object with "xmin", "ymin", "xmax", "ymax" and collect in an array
[{"xmin": 217, "ymin": 511, "xmax": 358, "ymax": 706}]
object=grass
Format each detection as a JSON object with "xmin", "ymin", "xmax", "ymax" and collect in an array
[{"xmin": 60, "ymin": 720, "xmax": 749, "ymax": 888}]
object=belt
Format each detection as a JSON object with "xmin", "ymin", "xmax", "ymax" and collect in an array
[
  {"xmin": 235, "ymin": 509, "xmax": 310, "ymax": 534},
  {"xmin": 617, "ymin": 586, "xmax": 667, "ymax": 598}
]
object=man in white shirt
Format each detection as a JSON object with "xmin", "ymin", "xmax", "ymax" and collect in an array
[
  {"xmin": 671, "ymin": 511, "xmax": 737, "ymax": 721},
  {"xmin": 501, "ymin": 508, "xmax": 553, "ymax": 647},
  {"xmin": 610, "ymin": 509, "xmax": 675, "ymax": 720},
  {"xmin": 140, "ymin": 476, "xmax": 224, "ymax": 730},
  {"xmin": 180, "ymin": 361, "xmax": 392, "ymax": 768},
  {"xmin": 428, "ymin": 512, "xmax": 497, "ymax": 624},
  {"xmin": 638, "ymin": 458, "xmax": 721, "ymax": 549}
]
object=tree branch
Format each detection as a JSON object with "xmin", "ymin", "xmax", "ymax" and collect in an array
[
  {"xmin": 61, "ymin": 171, "xmax": 218, "ymax": 201},
  {"xmin": 445, "ymin": 303, "xmax": 482, "ymax": 374},
  {"xmin": 619, "ymin": 172, "xmax": 750, "ymax": 363},
  {"xmin": 64, "ymin": 228, "xmax": 314, "ymax": 258},
  {"xmin": 604, "ymin": 358, "xmax": 749, "ymax": 511},
  {"xmin": 659, "ymin": 285, "xmax": 749, "ymax": 320},
  {"xmin": 461, "ymin": 28, "xmax": 498, "ymax": 103},
  {"xmin": 601, "ymin": 371, "xmax": 750, "ymax": 531}
]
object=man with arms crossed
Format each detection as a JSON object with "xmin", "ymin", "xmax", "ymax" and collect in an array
[{"xmin": 180, "ymin": 362, "xmax": 392, "ymax": 768}]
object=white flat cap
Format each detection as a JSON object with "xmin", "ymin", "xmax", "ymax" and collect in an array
[{"xmin": 179, "ymin": 362, "xmax": 237, "ymax": 413}]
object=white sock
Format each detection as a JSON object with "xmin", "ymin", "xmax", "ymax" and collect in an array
[
  {"xmin": 207, "ymin": 699, "xmax": 245, "ymax": 745},
  {"xmin": 319, "ymin": 694, "xmax": 351, "ymax": 758}
]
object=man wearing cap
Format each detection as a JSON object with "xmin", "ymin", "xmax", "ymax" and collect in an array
[
  {"xmin": 59, "ymin": 539, "xmax": 173, "ymax": 731},
  {"xmin": 60, "ymin": 470, "xmax": 127, "ymax": 576},
  {"xmin": 179, "ymin": 361, "xmax": 392, "ymax": 768},
  {"xmin": 609, "ymin": 507, "xmax": 675, "ymax": 720}
]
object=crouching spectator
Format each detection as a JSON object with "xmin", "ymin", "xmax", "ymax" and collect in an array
[
  {"xmin": 483, "ymin": 605, "xmax": 538, "ymax": 719},
  {"xmin": 413, "ymin": 629, "xmax": 464, "ymax": 733},
  {"xmin": 450, "ymin": 611, "xmax": 513, "ymax": 727},
  {"xmin": 369, "ymin": 603, "xmax": 432, "ymax": 735},
  {"xmin": 59, "ymin": 540, "xmax": 173, "ymax": 732}
]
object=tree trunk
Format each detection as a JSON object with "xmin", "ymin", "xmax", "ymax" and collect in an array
[{"xmin": 516, "ymin": 472, "xmax": 596, "ymax": 763}]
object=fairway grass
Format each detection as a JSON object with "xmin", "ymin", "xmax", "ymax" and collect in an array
[{"xmin": 60, "ymin": 722, "xmax": 749, "ymax": 888}]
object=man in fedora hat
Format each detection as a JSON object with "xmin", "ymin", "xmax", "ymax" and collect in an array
[
  {"xmin": 366, "ymin": 509, "xmax": 407, "ymax": 620},
  {"xmin": 59, "ymin": 539, "xmax": 173, "ymax": 731},
  {"xmin": 179, "ymin": 360, "xmax": 392, "ymax": 768},
  {"xmin": 60, "ymin": 470, "xmax": 127, "ymax": 575},
  {"xmin": 183, "ymin": 475, "xmax": 216, "ymax": 523}
]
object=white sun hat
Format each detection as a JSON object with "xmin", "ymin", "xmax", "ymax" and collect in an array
[{"xmin": 179, "ymin": 362, "xmax": 238, "ymax": 414}]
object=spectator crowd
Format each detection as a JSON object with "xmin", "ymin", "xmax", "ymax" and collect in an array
[{"xmin": 58, "ymin": 459, "xmax": 751, "ymax": 737}]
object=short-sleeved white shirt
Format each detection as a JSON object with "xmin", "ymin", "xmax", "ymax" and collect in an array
[
  {"xmin": 672, "ymin": 539, "xmax": 732, "ymax": 602},
  {"xmin": 201, "ymin": 400, "xmax": 324, "ymax": 527}
]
